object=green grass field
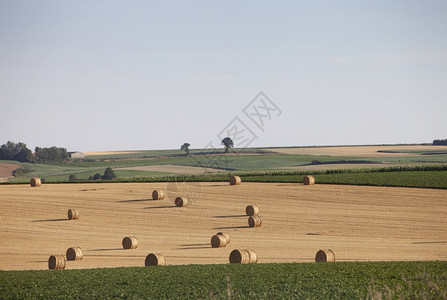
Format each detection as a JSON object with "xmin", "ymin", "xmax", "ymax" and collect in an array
[
  {"xmin": 1, "ymin": 261, "xmax": 446, "ymax": 299},
  {"xmin": 82, "ymin": 148, "xmax": 273, "ymax": 160}
]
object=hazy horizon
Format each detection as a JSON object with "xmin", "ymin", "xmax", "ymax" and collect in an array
[{"xmin": 1, "ymin": 1, "xmax": 446, "ymax": 152}]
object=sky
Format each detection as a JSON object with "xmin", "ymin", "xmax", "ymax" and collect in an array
[{"xmin": 0, "ymin": 1, "xmax": 446, "ymax": 152}]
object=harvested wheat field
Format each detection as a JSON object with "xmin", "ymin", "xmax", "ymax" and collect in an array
[
  {"xmin": 268, "ymin": 145, "xmax": 447, "ymax": 157},
  {"xmin": 0, "ymin": 182, "xmax": 446, "ymax": 270}
]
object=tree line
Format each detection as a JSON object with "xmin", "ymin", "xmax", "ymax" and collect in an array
[
  {"xmin": 433, "ymin": 139, "xmax": 447, "ymax": 145},
  {"xmin": 0, "ymin": 141, "xmax": 68, "ymax": 163}
]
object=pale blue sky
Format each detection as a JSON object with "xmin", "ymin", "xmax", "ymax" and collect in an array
[{"xmin": 1, "ymin": 1, "xmax": 446, "ymax": 152}]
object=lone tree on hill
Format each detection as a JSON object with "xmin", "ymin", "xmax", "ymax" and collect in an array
[
  {"xmin": 180, "ymin": 143, "xmax": 191, "ymax": 156},
  {"xmin": 221, "ymin": 137, "xmax": 234, "ymax": 153}
]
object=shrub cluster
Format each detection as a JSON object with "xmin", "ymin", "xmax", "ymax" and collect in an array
[{"xmin": 86, "ymin": 167, "xmax": 117, "ymax": 181}]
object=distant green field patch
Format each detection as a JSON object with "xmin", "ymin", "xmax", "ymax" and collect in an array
[
  {"xmin": 84, "ymin": 148, "xmax": 273, "ymax": 160},
  {"xmin": 114, "ymin": 169, "xmax": 173, "ymax": 178}
]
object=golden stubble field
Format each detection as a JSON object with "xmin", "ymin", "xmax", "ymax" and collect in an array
[
  {"xmin": 0, "ymin": 182, "xmax": 446, "ymax": 270},
  {"xmin": 268, "ymin": 145, "xmax": 447, "ymax": 157}
]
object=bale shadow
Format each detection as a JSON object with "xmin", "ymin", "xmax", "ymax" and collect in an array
[
  {"xmin": 32, "ymin": 219, "xmax": 67, "ymax": 222},
  {"xmin": 87, "ymin": 248, "xmax": 124, "ymax": 252},
  {"xmin": 213, "ymin": 226, "xmax": 251, "ymax": 230},
  {"xmin": 80, "ymin": 188, "xmax": 105, "ymax": 192},
  {"xmin": 213, "ymin": 214, "xmax": 246, "ymax": 218},
  {"xmin": 86, "ymin": 254, "xmax": 140, "ymax": 258},
  {"xmin": 177, "ymin": 246, "xmax": 211, "ymax": 250},
  {"xmin": 143, "ymin": 205, "xmax": 176, "ymax": 209},
  {"xmin": 118, "ymin": 199, "xmax": 158, "ymax": 203}
]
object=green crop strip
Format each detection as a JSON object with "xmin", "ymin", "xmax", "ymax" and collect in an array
[{"xmin": 1, "ymin": 261, "xmax": 446, "ymax": 299}]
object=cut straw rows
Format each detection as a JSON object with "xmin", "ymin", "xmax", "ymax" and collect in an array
[{"xmin": 44, "ymin": 175, "xmax": 337, "ymax": 270}]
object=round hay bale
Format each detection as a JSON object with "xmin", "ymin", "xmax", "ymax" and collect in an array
[
  {"xmin": 315, "ymin": 249, "xmax": 335, "ymax": 262},
  {"xmin": 248, "ymin": 215, "xmax": 262, "ymax": 227},
  {"xmin": 229, "ymin": 249, "xmax": 250, "ymax": 264},
  {"xmin": 245, "ymin": 204, "xmax": 259, "ymax": 216},
  {"xmin": 175, "ymin": 197, "xmax": 188, "ymax": 207},
  {"xmin": 66, "ymin": 247, "xmax": 83, "ymax": 261},
  {"xmin": 211, "ymin": 234, "xmax": 227, "ymax": 248},
  {"xmin": 145, "ymin": 253, "xmax": 166, "ymax": 266},
  {"xmin": 247, "ymin": 250, "xmax": 258, "ymax": 263},
  {"xmin": 48, "ymin": 255, "xmax": 65, "ymax": 270},
  {"xmin": 30, "ymin": 177, "xmax": 41, "ymax": 187},
  {"xmin": 152, "ymin": 189, "xmax": 165, "ymax": 200},
  {"xmin": 122, "ymin": 236, "xmax": 138, "ymax": 249},
  {"xmin": 229, "ymin": 175, "xmax": 241, "ymax": 185},
  {"xmin": 303, "ymin": 175, "xmax": 315, "ymax": 185},
  {"xmin": 67, "ymin": 209, "xmax": 80, "ymax": 220},
  {"xmin": 216, "ymin": 231, "xmax": 230, "ymax": 244}
]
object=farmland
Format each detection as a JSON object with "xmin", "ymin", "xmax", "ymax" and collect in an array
[
  {"xmin": 1, "ymin": 144, "xmax": 447, "ymax": 184},
  {"xmin": 1, "ymin": 145, "xmax": 447, "ymax": 298}
]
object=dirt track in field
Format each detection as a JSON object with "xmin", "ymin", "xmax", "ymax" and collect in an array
[
  {"xmin": 268, "ymin": 145, "xmax": 447, "ymax": 157},
  {"xmin": 0, "ymin": 182, "xmax": 446, "ymax": 270}
]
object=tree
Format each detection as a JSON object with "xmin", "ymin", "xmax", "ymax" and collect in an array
[
  {"xmin": 433, "ymin": 139, "xmax": 447, "ymax": 145},
  {"xmin": 69, "ymin": 174, "xmax": 77, "ymax": 181},
  {"xmin": 180, "ymin": 143, "xmax": 191, "ymax": 156},
  {"xmin": 0, "ymin": 141, "xmax": 33, "ymax": 162},
  {"xmin": 0, "ymin": 141, "xmax": 18, "ymax": 160},
  {"xmin": 93, "ymin": 173, "xmax": 102, "ymax": 180},
  {"xmin": 102, "ymin": 167, "xmax": 117, "ymax": 180},
  {"xmin": 35, "ymin": 146, "xmax": 69, "ymax": 163},
  {"xmin": 221, "ymin": 137, "xmax": 234, "ymax": 153},
  {"xmin": 15, "ymin": 144, "xmax": 33, "ymax": 163}
]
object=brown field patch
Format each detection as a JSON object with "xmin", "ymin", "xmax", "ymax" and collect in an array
[
  {"xmin": 0, "ymin": 163, "xmax": 21, "ymax": 182},
  {"xmin": 118, "ymin": 164, "xmax": 225, "ymax": 174},
  {"xmin": 0, "ymin": 183, "xmax": 446, "ymax": 270},
  {"xmin": 267, "ymin": 145, "xmax": 447, "ymax": 157}
]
